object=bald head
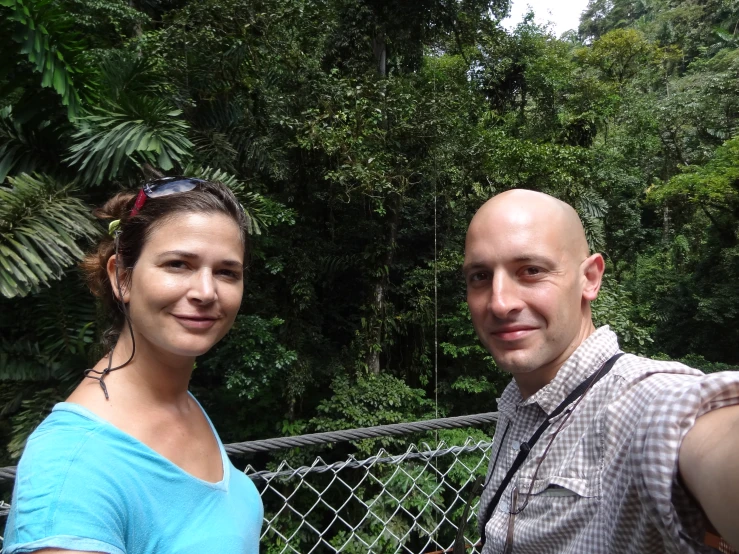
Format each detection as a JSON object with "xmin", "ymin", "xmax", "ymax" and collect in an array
[
  {"xmin": 468, "ymin": 189, "xmax": 590, "ymax": 260},
  {"xmin": 463, "ymin": 189, "xmax": 605, "ymax": 396}
]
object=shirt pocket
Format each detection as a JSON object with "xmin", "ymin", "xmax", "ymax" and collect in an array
[
  {"xmin": 527, "ymin": 475, "xmax": 595, "ymax": 498},
  {"xmin": 500, "ymin": 476, "xmax": 600, "ymax": 554}
]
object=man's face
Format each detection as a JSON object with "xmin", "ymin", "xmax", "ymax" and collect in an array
[{"xmin": 463, "ymin": 206, "xmax": 591, "ymax": 384}]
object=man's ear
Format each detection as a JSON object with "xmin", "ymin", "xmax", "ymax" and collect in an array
[
  {"xmin": 581, "ymin": 253, "xmax": 605, "ymax": 302},
  {"xmin": 106, "ymin": 254, "xmax": 130, "ymax": 303}
]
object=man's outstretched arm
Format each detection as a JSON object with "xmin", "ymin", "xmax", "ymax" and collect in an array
[{"xmin": 679, "ymin": 404, "xmax": 739, "ymax": 548}]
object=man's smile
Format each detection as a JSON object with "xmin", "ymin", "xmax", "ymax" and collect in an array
[{"xmin": 490, "ymin": 325, "xmax": 539, "ymax": 341}]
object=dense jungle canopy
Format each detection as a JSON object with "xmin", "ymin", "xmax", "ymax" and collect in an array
[{"xmin": 1, "ymin": 0, "xmax": 739, "ymax": 474}]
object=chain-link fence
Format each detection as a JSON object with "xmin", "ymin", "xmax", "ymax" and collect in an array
[{"xmin": 251, "ymin": 438, "xmax": 493, "ymax": 554}]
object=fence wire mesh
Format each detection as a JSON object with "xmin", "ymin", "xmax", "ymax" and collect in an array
[{"xmin": 249, "ymin": 438, "xmax": 493, "ymax": 554}]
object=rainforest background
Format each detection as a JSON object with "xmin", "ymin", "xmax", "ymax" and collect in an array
[{"xmin": 2, "ymin": 0, "xmax": 739, "ymax": 502}]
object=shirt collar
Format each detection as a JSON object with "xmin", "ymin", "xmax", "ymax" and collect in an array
[{"xmin": 496, "ymin": 326, "xmax": 621, "ymax": 417}]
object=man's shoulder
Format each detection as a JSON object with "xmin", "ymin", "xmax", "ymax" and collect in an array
[
  {"xmin": 613, "ymin": 353, "xmax": 705, "ymax": 381},
  {"xmin": 605, "ymin": 353, "xmax": 739, "ymax": 418}
]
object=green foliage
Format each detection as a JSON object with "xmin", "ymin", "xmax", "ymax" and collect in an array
[
  {"xmin": 0, "ymin": 105, "xmax": 68, "ymax": 183},
  {"xmin": 1, "ymin": 0, "xmax": 738, "ymax": 502},
  {"xmin": 0, "ymin": 275, "xmax": 96, "ymax": 460},
  {"xmin": 592, "ymin": 278, "xmax": 654, "ymax": 355},
  {"xmin": 649, "ymin": 134, "xmax": 739, "ymax": 209},
  {"xmin": 6, "ymin": 387, "xmax": 63, "ymax": 459},
  {"xmin": 311, "ymin": 373, "xmax": 433, "ymax": 455},
  {"xmin": 1, "ymin": 0, "xmax": 84, "ymax": 117},
  {"xmin": 182, "ymin": 164, "xmax": 296, "ymax": 235},
  {"xmin": 207, "ymin": 315, "xmax": 297, "ymax": 400},
  {"xmin": 0, "ymin": 173, "xmax": 99, "ymax": 298},
  {"xmin": 576, "ymin": 29, "xmax": 658, "ymax": 84},
  {"xmin": 676, "ymin": 353, "xmax": 739, "ymax": 373},
  {"xmin": 66, "ymin": 98, "xmax": 193, "ymax": 185}
]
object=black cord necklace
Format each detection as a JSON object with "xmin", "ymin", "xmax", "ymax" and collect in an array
[{"xmin": 83, "ymin": 231, "xmax": 136, "ymax": 400}]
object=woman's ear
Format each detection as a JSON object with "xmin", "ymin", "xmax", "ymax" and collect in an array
[{"xmin": 106, "ymin": 254, "xmax": 130, "ymax": 303}]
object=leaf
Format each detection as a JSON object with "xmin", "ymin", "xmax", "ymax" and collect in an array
[
  {"xmin": 0, "ymin": 173, "xmax": 99, "ymax": 298},
  {"xmin": 66, "ymin": 96, "xmax": 194, "ymax": 185}
]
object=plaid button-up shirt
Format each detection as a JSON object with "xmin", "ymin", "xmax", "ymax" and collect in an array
[{"xmin": 477, "ymin": 326, "xmax": 739, "ymax": 553}]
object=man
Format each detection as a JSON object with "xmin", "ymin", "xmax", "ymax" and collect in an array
[{"xmin": 464, "ymin": 189, "xmax": 739, "ymax": 553}]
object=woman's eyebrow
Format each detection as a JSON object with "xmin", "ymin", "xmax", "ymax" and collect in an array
[
  {"xmin": 220, "ymin": 259, "xmax": 244, "ymax": 268},
  {"xmin": 157, "ymin": 249, "xmax": 198, "ymax": 260}
]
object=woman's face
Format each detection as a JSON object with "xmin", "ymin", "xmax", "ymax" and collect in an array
[{"xmin": 113, "ymin": 212, "xmax": 244, "ymax": 361}]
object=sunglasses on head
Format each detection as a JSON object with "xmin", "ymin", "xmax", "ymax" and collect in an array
[{"xmin": 130, "ymin": 177, "xmax": 207, "ymax": 217}]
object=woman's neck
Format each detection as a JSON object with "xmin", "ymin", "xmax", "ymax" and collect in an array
[{"xmin": 103, "ymin": 330, "xmax": 196, "ymax": 406}]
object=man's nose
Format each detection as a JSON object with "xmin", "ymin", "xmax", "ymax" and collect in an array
[
  {"xmin": 489, "ymin": 272, "xmax": 523, "ymax": 318},
  {"xmin": 188, "ymin": 270, "xmax": 217, "ymax": 303}
]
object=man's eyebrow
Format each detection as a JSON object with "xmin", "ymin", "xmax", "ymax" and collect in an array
[
  {"xmin": 157, "ymin": 250, "xmax": 243, "ymax": 267},
  {"xmin": 511, "ymin": 254, "xmax": 555, "ymax": 265},
  {"xmin": 462, "ymin": 255, "xmax": 556, "ymax": 273},
  {"xmin": 461, "ymin": 262, "xmax": 487, "ymax": 274}
]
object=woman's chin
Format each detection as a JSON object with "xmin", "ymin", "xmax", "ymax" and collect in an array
[{"xmin": 165, "ymin": 341, "xmax": 216, "ymax": 360}]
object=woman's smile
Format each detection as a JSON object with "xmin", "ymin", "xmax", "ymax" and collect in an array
[{"xmin": 172, "ymin": 313, "xmax": 221, "ymax": 330}]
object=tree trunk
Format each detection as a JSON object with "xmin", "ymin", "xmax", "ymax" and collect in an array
[
  {"xmin": 366, "ymin": 195, "xmax": 401, "ymax": 374},
  {"xmin": 372, "ymin": 33, "xmax": 387, "ymax": 77},
  {"xmin": 662, "ymin": 205, "xmax": 670, "ymax": 243}
]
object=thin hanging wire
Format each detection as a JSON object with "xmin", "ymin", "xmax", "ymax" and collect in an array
[
  {"xmin": 434, "ymin": 174, "xmax": 438, "ymax": 425},
  {"xmin": 432, "ymin": 63, "xmax": 439, "ymax": 435},
  {"xmin": 432, "ymin": 56, "xmax": 441, "ymax": 548}
]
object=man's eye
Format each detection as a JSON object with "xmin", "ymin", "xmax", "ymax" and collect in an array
[
  {"xmin": 523, "ymin": 266, "xmax": 542, "ymax": 276},
  {"xmin": 468, "ymin": 272, "xmax": 489, "ymax": 283}
]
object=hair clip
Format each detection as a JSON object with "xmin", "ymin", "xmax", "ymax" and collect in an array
[{"xmin": 108, "ymin": 219, "xmax": 121, "ymax": 236}]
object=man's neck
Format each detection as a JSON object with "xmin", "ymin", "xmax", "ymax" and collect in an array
[{"xmin": 514, "ymin": 321, "xmax": 597, "ymax": 400}]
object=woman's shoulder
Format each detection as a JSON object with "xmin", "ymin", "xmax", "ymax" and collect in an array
[
  {"xmin": 24, "ymin": 402, "xmax": 101, "ymax": 448},
  {"xmin": 17, "ymin": 402, "xmax": 126, "ymax": 490},
  {"xmin": 24, "ymin": 402, "xmax": 110, "ymax": 454},
  {"xmin": 6, "ymin": 404, "xmax": 129, "ymax": 554}
]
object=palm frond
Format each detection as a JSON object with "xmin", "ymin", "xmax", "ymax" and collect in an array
[
  {"xmin": 182, "ymin": 164, "xmax": 293, "ymax": 236},
  {"xmin": 191, "ymin": 129, "xmax": 238, "ymax": 173},
  {"xmin": 97, "ymin": 51, "xmax": 163, "ymax": 101},
  {"xmin": 0, "ymin": 173, "xmax": 100, "ymax": 298},
  {"xmin": 0, "ymin": 339, "xmax": 56, "ymax": 381},
  {"xmin": 66, "ymin": 96, "xmax": 194, "ymax": 186},
  {"xmin": 1, "ymin": 0, "xmax": 84, "ymax": 118},
  {"xmin": 559, "ymin": 186, "xmax": 608, "ymax": 253},
  {"xmin": 8, "ymin": 387, "xmax": 65, "ymax": 458},
  {"xmin": 0, "ymin": 105, "xmax": 68, "ymax": 183},
  {"xmin": 30, "ymin": 276, "xmax": 97, "ymax": 362}
]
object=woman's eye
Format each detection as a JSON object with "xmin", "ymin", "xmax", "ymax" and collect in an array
[
  {"xmin": 166, "ymin": 260, "xmax": 188, "ymax": 270},
  {"xmin": 218, "ymin": 269, "xmax": 242, "ymax": 280}
]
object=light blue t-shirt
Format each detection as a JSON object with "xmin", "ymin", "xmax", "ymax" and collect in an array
[{"xmin": 4, "ymin": 400, "xmax": 263, "ymax": 554}]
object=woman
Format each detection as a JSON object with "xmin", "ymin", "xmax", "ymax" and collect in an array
[{"xmin": 3, "ymin": 177, "xmax": 263, "ymax": 554}]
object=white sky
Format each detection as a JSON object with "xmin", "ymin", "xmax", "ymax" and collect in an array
[{"xmin": 502, "ymin": 0, "xmax": 592, "ymax": 37}]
